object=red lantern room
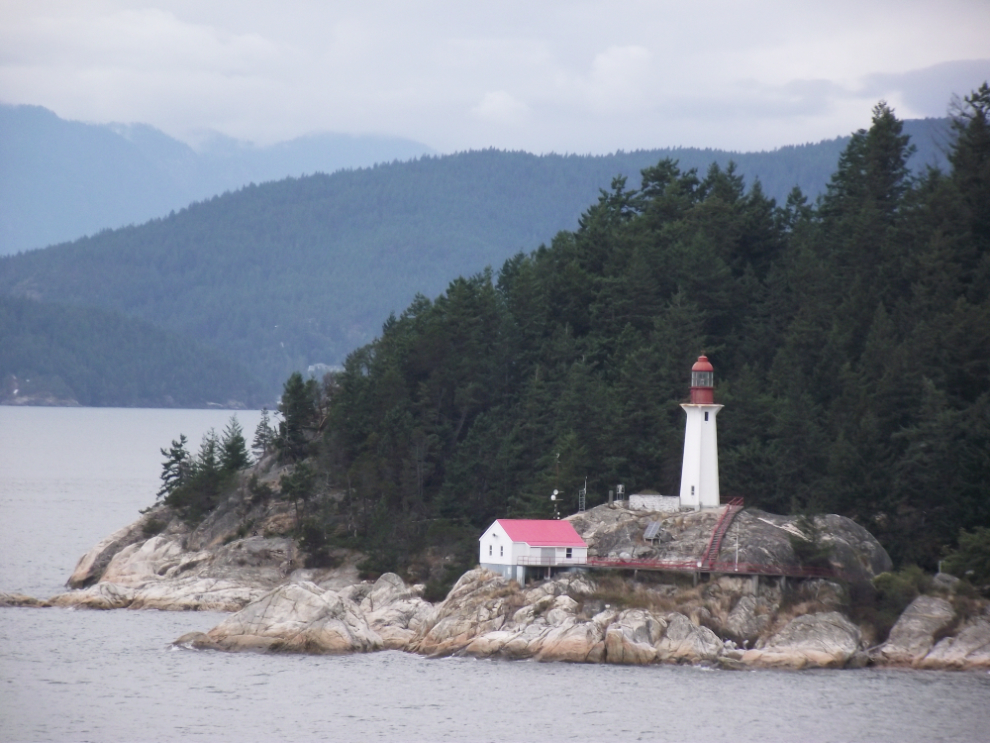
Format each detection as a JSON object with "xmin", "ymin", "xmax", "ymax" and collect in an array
[{"xmin": 690, "ymin": 355, "xmax": 714, "ymax": 404}]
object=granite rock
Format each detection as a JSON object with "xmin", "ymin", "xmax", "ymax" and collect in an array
[
  {"xmin": 918, "ymin": 614, "xmax": 990, "ymax": 670},
  {"xmin": 744, "ymin": 611, "xmax": 862, "ymax": 668},
  {"xmin": 201, "ymin": 581, "xmax": 382, "ymax": 654},
  {"xmin": 0, "ymin": 592, "xmax": 50, "ymax": 608},
  {"xmin": 655, "ymin": 612, "xmax": 723, "ymax": 663},
  {"xmin": 604, "ymin": 609, "xmax": 664, "ymax": 664},
  {"xmin": 876, "ymin": 596, "xmax": 956, "ymax": 666}
]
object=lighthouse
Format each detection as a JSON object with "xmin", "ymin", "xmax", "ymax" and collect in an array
[{"xmin": 678, "ymin": 355, "xmax": 723, "ymax": 510}]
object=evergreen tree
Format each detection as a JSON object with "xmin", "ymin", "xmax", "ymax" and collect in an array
[
  {"xmin": 950, "ymin": 83, "xmax": 990, "ymax": 259},
  {"xmin": 252, "ymin": 408, "xmax": 276, "ymax": 458},
  {"xmin": 943, "ymin": 526, "xmax": 990, "ymax": 589},
  {"xmin": 280, "ymin": 462, "xmax": 315, "ymax": 527},
  {"xmin": 278, "ymin": 372, "xmax": 317, "ymax": 462},
  {"xmin": 220, "ymin": 416, "xmax": 251, "ymax": 473},
  {"xmin": 156, "ymin": 434, "xmax": 190, "ymax": 500}
]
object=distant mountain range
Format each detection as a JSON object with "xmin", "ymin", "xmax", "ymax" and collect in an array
[
  {"xmin": 0, "ymin": 106, "xmax": 955, "ymax": 404},
  {"xmin": 0, "ymin": 104, "xmax": 435, "ymax": 254},
  {"xmin": 1, "ymin": 105, "xmax": 952, "ymax": 257}
]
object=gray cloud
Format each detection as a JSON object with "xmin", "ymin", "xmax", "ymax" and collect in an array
[
  {"xmin": 1, "ymin": 1, "xmax": 988, "ymax": 153},
  {"xmin": 861, "ymin": 59, "xmax": 990, "ymax": 117}
]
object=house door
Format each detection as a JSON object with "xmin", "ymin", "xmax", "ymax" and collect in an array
[{"xmin": 540, "ymin": 547, "xmax": 555, "ymax": 565}]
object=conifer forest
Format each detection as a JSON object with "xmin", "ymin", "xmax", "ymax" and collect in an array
[{"xmin": 240, "ymin": 90, "xmax": 990, "ymax": 579}]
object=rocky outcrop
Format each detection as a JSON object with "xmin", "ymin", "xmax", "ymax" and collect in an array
[
  {"xmin": 411, "ymin": 569, "xmax": 516, "ymax": 657},
  {"xmin": 604, "ymin": 609, "xmax": 663, "ymax": 664},
  {"xmin": 655, "ymin": 612, "xmax": 724, "ymax": 663},
  {"xmin": 185, "ymin": 568, "xmax": 734, "ymax": 665},
  {"xmin": 872, "ymin": 596, "xmax": 990, "ymax": 670},
  {"xmin": 69, "ymin": 563, "xmax": 961, "ymax": 671},
  {"xmin": 52, "ymin": 533, "xmax": 360, "ymax": 612},
  {"xmin": 66, "ymin": 512, "xmax": 159, "ymax": 588},
  {"xmin": 0, "ymin": 592, "xmax": 50, "ymax": 608},
  {"xmin": 56, "ymin": 494, "xmax": 892, "ymax": 617},
  {"xmin": 360, "ymin": 572, "xmax": 433, "ymax": 650},
  {"xmin": 35, "ymin": 482, "xmax": 990, "ymax": 671},
  {"xmin": 875, "ymin": 596, "xmax": 957, "ymax": 666},
  {"xmin": 919, "ymin": 615, "xmax": 990, "ymax": 669},
  {"xmin": 532, "ymin": 618, "xmax": 606, "ymax": 663},
  {"xmin": 50, "ymin": 582, "xmax": 137, "ymax": 610},
  {"xmin": 742, "ymin": 612, "xmax": 864, "ymax": 668},
  {"xmin": 568, "ymin": 504, "xmax": 892, "ymax": 581},
  {"xmin": 173, "ymin": 572, "xmax": 433, "ymax": 654},
  {"xmin": 723, "ymin": 594, "xmax": 770, "ymax": 643},
  {"xmin": 178, "ymin": 581, "xmax": 382, "ymax": 654}
]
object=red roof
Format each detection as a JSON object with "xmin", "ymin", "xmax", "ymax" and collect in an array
[{"xmin": 495, "ymin": 519, "xmax": 586, "ymax": 547}]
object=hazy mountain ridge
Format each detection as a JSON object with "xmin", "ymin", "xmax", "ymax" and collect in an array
[
  {"xmin": 0, "ymin": 104, "xmax": 436, "ymax": 254},
  {"xmin": 1, "ymin": 104, "xmax": 950, "ymax": 256}
]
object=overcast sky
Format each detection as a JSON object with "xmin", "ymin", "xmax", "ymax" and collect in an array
[{"xmin": 2, "ymin": 1, "xmax": 988, "ymax": 154}]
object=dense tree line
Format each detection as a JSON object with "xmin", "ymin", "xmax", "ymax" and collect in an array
[
  {"xmin": 0, "ymin": 295, "xmax": 266, "ymax": 407},
  {"xmin": 0, "ymin": 121, "xmax": 949, "ymax": 395},
  {"xmin": 263, "ymin": 92, "xmax": 988, "ymax": 578}
]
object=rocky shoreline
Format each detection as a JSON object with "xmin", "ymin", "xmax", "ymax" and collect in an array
[
  {"xmin": 3, "ymin": 499, "xmax": 988, "ymax": 671},
  {"xmin": 161, "ymin": 568, "xmax": 987, "ymax": 671}
]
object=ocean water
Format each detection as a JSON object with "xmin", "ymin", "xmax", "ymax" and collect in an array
[{"xmin": 1, "ymin": 406, "xmax": 988, "ymax": 742}]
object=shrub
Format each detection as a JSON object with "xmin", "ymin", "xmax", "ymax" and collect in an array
[
  {"xmin": 141, "ymin": 515, "xmax": 168, "ymax": 536},
  {"xmin": 788, "ymin": 514, "xmax": 832, "ymax": 570},
  {"xmin": 943, "ymin": 527, "xmax": 990, "ymax": 594},
  {"xmin": 296, "ymin": 517, "xmax": 340, "ymax": 569},
  {"xmin": 423, "ymin": 562, "xmax": 469, "ymax": 603},
  {"xmin": 848, "ymin": 566, "xmax": 932, "ymax": 643},
  {"xmin": 248, "ymin": 474, "xmax": 274, "ymax": 505}
]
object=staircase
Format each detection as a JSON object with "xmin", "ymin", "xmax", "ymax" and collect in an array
[{"xmin": 700, "ymin": 498, "xmax": 744, "ymax": 570}]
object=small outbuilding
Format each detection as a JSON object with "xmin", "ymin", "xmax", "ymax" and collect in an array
[{"xmin": 479, "ymin": 519, "xmax": 588, "ymax": 584}]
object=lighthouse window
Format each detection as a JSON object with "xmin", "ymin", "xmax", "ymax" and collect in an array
[
  {"xmin": 705, "ymin": 412, "xmax": 709, "ymax": 421},
  {"xmin": 500, "ymin": 546, "xmax": 504, "ymax": 557},
  {"xmin": 692, "ymin": 371, "xmax": 713, "ymax": 387},
  {"xmin": 489, "ymin": 545, "xmax": 492, "ymax": 556}
]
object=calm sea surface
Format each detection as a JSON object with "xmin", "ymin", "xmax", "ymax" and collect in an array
[{"xmin": 1, "ymin": 406, "xmax": 988, "ymax": 742}]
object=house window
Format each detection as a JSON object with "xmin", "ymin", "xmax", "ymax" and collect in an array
[
  {"xmin": 566, "ymin": 548, "xmax": 573, "ymax": 559},
  {"xmin": 500, "ymin": 546, "xmax": 504, "ymax": 557},
  {"xmin": 489, "ymin": 545, "xmax": 492, "ymax": 556}
]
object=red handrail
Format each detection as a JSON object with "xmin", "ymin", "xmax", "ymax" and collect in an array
[
  {"xmin": 699, "ymin": 499, "xmax": 744, "ymax": 570},
  {"xmin": 583, "ymin": 556, "xmax": 841, "ymax": 579}
]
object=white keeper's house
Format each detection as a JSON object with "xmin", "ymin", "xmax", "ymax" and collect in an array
[{"xmin": 479, "ymin": 519, "xmax": 588, "ymax": 584}]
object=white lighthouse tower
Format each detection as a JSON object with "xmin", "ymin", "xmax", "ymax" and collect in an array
[{"xmin": 679, "ymin": 355, "xmax": 723, "ymax": 510}]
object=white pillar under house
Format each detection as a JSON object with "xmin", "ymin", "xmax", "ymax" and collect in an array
[{"xmin": 678, "ymin": 355, "xmax": 723, "ymax": 510}]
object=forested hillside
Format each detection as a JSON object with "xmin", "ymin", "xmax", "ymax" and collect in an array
[
  {"xmin": 256, "ymin": 89, "xmax": 989, "ymax": 577},
  {"xmin": 0, "ymin": 118, "xmax": 951, "ymax": 394},
  {"xmin": 0, "ymin": 296, "xmax": 265, "ymax": 407}
]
